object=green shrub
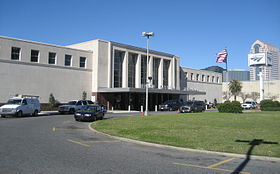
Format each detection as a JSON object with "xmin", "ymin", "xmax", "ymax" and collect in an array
[
  {"xmin": 260, "ymin": 100, "xmax": 280, "ymax": 111},
  {"xmin": 217, "ymin": 101, "xmax": 242, "ymax": 113}
]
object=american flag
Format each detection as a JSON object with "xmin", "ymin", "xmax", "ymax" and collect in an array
[{"xmin": 216, "ymin": 49, "xmax": 228, "ymax": 63}]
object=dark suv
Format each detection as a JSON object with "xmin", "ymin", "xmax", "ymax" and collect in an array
[
  {"xmin": 159, "ymin": 100, "xmax": 182, "ymax": 111},
  {"xmin": 179, "ymin": 100, "xmax": 206, "ymax": 113}
]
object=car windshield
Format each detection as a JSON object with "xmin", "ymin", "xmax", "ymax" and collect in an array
[
  {"xmin": 245, "ymin": 102, "xmax": 252, "ymax": 104},
  {"xmin": 68, "ymin": 101, "xmax": 77, "ymax": 105},
  {"xmin": 183, "ymin": 102, "xmax": 194, "ymax": 106},
  {"xmin": 87, "ymin": 100, "xmax": 94, "ymax": 104},
  {"xmin": 7, "ymin": 99, "xmax": 22, "ymax": 105},
  {"xmin": 84, "ymin": 106, "xmax": 98, "ymax": 111}
]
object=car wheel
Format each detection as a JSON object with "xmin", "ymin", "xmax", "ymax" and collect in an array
[
  {"xmin": 1, "ymin": 115, "xmax": 6, "ymax": 118},
  {"xmin": 69, "ymin": 108, "xmax": 75, "ymax": 114},
  {"xmin": 32, "ymin": 110, "xmax": 38, "ymax": 116},
  {"xmin": 17, "ymin": 111, "xmax": 23, "ymax": 117}
]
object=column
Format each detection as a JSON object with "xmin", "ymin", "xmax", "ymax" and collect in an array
[
  {"xmin": 135, "ymin": 54, "xmax": 141, "ymax": 88},
  {"xmin": 158, "ymin": 58, "xmax": 163, "ymax": 89},
  {"xmin": 122, "ymin": 51, "xmax": 128, "ymax": 88}
]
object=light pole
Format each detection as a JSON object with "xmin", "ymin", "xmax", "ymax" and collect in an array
[{"xmin": 142, "ymin": 32, "xmax": 154, "ymax": 116}]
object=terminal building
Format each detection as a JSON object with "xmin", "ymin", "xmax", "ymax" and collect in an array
[{"xmin": 1, "ymin": 36, "xmax": 200, "ymax": 110}]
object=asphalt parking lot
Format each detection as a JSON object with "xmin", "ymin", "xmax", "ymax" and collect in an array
[{"xmin": 0, "ymin": 112, "xmax": 279, "ymax": 174}]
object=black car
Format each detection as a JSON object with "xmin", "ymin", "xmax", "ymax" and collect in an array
[
  {"xmin": 179, "ymin": 100, "xmax": 206, "ymax": 113},
  {"xmin": 159, "ymin": 100, "xmax": 182, "ymax": 111},
  {"xmin": 74, "ymin": 105, "xmax": 104, "ymax": 122}
]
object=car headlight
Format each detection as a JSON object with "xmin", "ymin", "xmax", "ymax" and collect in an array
[
  {"xmin": 75, "ymin": 113, "xmax": 81, "ymax": 116},
  {"xmin": 84, "ymin": 114, "xmax": 91, "ymax": 117}
]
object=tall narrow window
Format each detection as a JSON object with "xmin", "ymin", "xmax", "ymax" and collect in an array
[
  {"xmin": 31, "ymin": 50, "xmax": 39, "ymax": 62},
  {"xmin": 65, "ymin": 54, "xmax": 72, "ymax": 66},
  {"xmin": 153, "ymin": 58, "xmax": 160, "ymax": 88},
  {"xmin": 80, "ymin": 57, "xmax": 86, "ymax": 68},
  {"xmin": 163, "ymin": 60, "xmax": 170, "ymax": 88},
  {"xmin": 128, "ymin": 53, "xmax": 137, "ymax": 88},
  {"xmin": 11, "ymin": 47, "xmax": 20, "ymax": 60},
  {"xmin": 141, "ymin": 55, "xmax": 147, "ymax": 87},
  {"xmin": 114, "ymin": 51, "xmax": 125, "ymax": 87},
  {"xmin": 48, "ymin": 52, "xmax": 56, "ymax": 64}
]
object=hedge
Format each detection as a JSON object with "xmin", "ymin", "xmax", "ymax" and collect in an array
[{"xmin": 217, "ymin": 101, "xmax": 242, "ymax": 113}]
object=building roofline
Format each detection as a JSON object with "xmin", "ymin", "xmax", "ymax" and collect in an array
[
  {"xmin": 110, "ymin": 41, "xmax": 177, "ymax": 58},
  {"xmin": 0, "ymin": 35, "xmax": 93, "ymax": 53}
]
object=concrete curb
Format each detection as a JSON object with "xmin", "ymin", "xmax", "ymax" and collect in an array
[{"xmin": 88, "ymin": 123, "xmax": 280, "ymax": 162}]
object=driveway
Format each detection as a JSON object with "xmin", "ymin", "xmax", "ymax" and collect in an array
[{"xmin": 0, "ymin": 114, "xmax": 279, "ymax": 174}]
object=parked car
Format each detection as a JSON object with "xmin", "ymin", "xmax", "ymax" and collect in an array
[
  {"xmin": 179, "ymin": 100, "xmax": 206, "ymax": 113},
  {"xmin": 0, "ymin": 95, "xmax": 41, "ymax": 118},
  {"xmin": 74, "ymin": 105, "xmax": 104, "ymax": 122},
  {"xmin": 242, "ymin": 101, "xmax": 257, "ymax": 109},
  {"xmin": 159, "ymin": 100, "xmax": 182, "ymax": 111},
  {"xmin": 58, "ymin": 100, "xmax": 94, "ymax": 114}
]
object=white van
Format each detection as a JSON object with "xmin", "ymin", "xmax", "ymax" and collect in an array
[{"xmin": 0, "ymin": 95, "xmax": 41, "ymax": 118}]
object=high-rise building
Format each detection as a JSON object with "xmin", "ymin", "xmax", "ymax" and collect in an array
[{"xmin": 248, "ymin": 40, "xmax": 280, "ymax": 80}]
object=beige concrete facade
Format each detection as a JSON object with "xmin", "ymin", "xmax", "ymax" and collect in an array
[
  {"xmin": 222, "ymin": 80, "xmax": 280, "ymax": 103},
  {"xmin": 0, "ymin": 36, "xmax": 184, "ymax": 109},
  {"xmin": 181, "ymin": 67, "xmax": 222, "ymax": 103},
  {"xmin": 0, "ymin": 36, "xmax": 92, "ymax": 103}
]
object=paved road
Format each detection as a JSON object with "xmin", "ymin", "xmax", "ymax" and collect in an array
[{"xmin": 0, "ymin": 114, "xmax": 279, "ymax": 174}]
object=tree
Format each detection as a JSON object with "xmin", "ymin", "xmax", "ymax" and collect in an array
[
  {"xmin": 229, "ymin": 80, "xmax": 242, "ymax": 101},
  {"xmin": 250, "ymin": 92, "xmax": 260, "ymax": 102},
  {"xmin": 48, "ymin": 93, "xmax": 56, "ymax": 109},
  {"xmin": 223, "ymin": 91, "xmax": 232, "ymax": 101},
  {"xmin": 82, "ymin": 91, "xmax": 87, "ymax": 100},
  {"xmin": 239, "ymin": 92, "xmax": 250, "ymax": 103}
]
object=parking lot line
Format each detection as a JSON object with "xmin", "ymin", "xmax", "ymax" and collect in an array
[
  {"xmin": 67, "ymin": 139, "xmax": 90, "ymax": 147},
  {"xmin": 173, "ymin": 162, "xmax": 251, "ymax": 174},
  {"xmin": 52, "ymin": 127, "xmax": 84, "ymax": 132},
  {"xmin": 83, "ymin": 140, "xmax": 120, "ymax": 143},
  {"xmin": 206, "ymin": 158, "xmax": 236, "ymax": 168}
]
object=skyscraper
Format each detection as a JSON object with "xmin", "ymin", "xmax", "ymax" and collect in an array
[{"xmin": 248, "ymin": 40, "xmax": 280, "ymax": 80}]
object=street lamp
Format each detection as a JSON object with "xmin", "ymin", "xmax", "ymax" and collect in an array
[{"xmin": 142, "ymin": 32, "xmax": 154, "ymax": 116}]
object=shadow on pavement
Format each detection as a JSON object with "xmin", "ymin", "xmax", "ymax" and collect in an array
[{"xmin": 232, "ymin": 139, "xmax": 278, "ymax": 174}]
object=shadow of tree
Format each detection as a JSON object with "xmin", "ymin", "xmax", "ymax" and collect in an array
[{"xmin": 232, "ymin": 139, "xmax": 278, "ymax": 174}]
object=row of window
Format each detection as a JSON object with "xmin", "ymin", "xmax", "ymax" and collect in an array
[
  {"xmin": 186, "ymin": 72, "xmax": 220, "ymax": 83},
  {"xmin": 11, "ymin": 47, "xmax": 87, "ymax": 68}
]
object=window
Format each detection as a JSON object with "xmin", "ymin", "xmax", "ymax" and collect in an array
[
  {"xmin": 254, "ymin": 44, "xmax": 261, "ymax": 53},
  {"xmin": 128, "ymin": 53, "xmax": 137, "ymax": 88},
  {"xmin": 163, "ymin": 60, "xmax": 170, "ymax": 88},
  {"xmin": 153, "ymin": 58, "xmax": 160, "ymax": 88},
  {"xmin": 114, "ymin": 51, "xmax": 124, "ymax": 87},
  {"xmin": 190, "ymin": 73, "xmax": 193, "ymax": 81},
  {"xmin": 212, "ymin": 76, "xmax": 215, "ymax": 83},
  {"xmin": 80, "ymin": 57, "xmax": 86, "ymax": 68},
  {"xmin": 196, "ymin": 74, "xmax": 200, "ymax": 81},
  {"xmin": 11, "ymin": 47, "xmax": 21, "ymax": 60},
  {"xmin": 48, "ymin": 52, "xmax": 56, "ymax": 64},
  {"xmin": 65, "ymin": 54, "xmax": 72, "ymax": 66},
  {"xmin": 216, "ymin": 77, "xmax": 220, "ymax": 83},
  {"xmin": 141, "ymin": 55, "xmax": 147, "ymax": 87},
  {"xmin": 207, "ymin": 75, "xmax": 210, "ymax": 82},
  {"xmin": 202, "ymin": 75, "xmax": 205, "ymax": 82},
  {"xmin": 31, "ymin": 50, "xmax": 39, "ymax": 62}
]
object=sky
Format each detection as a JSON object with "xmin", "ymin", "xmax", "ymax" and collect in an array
[{"xmin": 0, "ymin": 0, "xmax": 279, "ymax": 70}]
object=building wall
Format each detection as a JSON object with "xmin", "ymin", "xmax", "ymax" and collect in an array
[
  {"xmin": 181, "ymin": 67, "xmax": 222, "ymax": 103},
  {"xmin": 0, "ymin": 36, "xmax": 92, "ymax": 103},
  {"xmin": 222, "ymin": 80, "xmax": 280, "ymax": 103},
  {"xmin": 249, "ymin": 40, "xmax": 280, "ymax": 80},
  {"xmin": 222, "ymin": 70, "xmax": 250, "ymax": 82}
]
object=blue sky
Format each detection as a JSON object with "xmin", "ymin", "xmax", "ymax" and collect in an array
[{"xmin": 0, "ymin": 0, "xmax": 279, "ymax": 70}]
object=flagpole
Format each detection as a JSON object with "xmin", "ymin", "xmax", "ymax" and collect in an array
[{"xmin": 225, "ymin": 48, "xmax": 228, "ymax": 72}]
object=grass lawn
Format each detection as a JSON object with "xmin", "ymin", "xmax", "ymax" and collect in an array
[{"xmin": 91, "ymin": 111, "xmax": 280, "ymax": 157}]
